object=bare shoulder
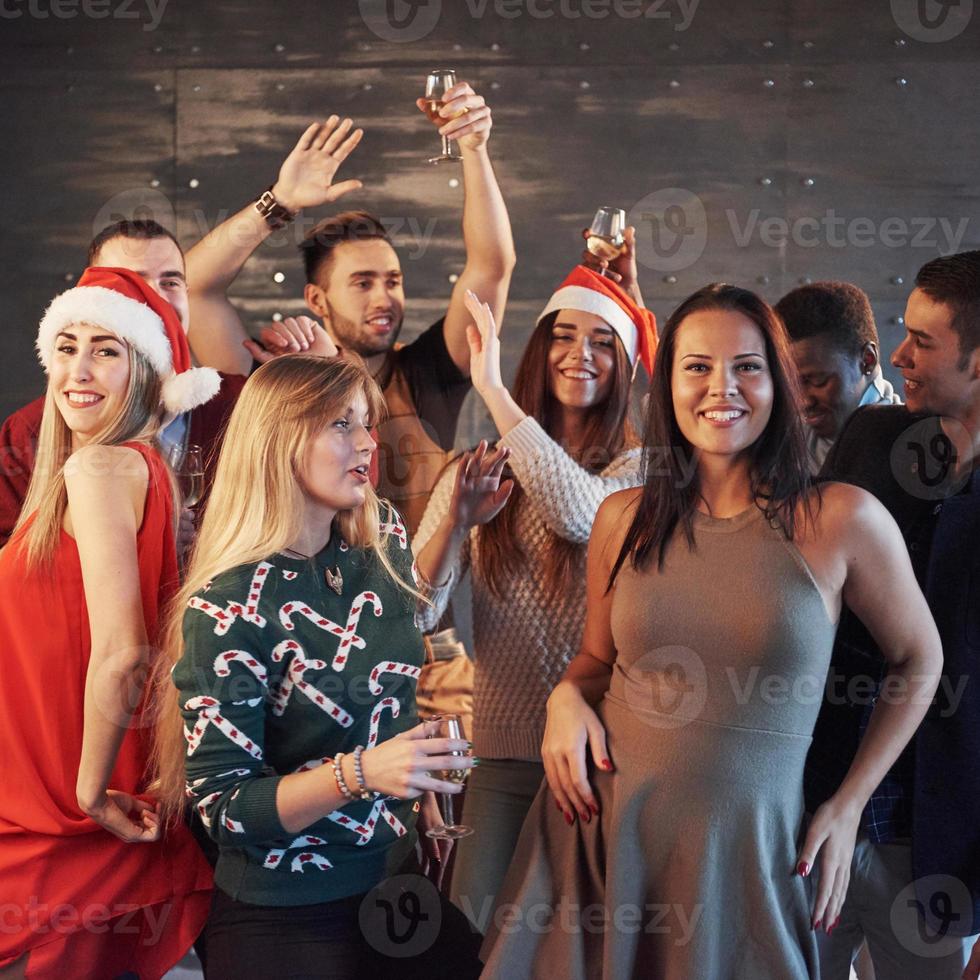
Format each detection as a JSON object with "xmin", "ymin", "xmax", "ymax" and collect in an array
[
  {"xmin": 801, "ymin": 481, "xmax": 896, "ymax": 552},
  {"xmin": 64, "ymin": 444, "xmax": 149, "ymax": 490},
  {"xmin": 593, "ymin": 487, "xmax": 642, "ymax": 558}
]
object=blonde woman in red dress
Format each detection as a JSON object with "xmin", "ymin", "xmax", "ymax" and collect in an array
[{"xmin": 0, "ymin": 268, "xmax": 214, "ymax": 979}]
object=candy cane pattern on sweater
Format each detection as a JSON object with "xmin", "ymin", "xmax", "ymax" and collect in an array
[
  {"xmin": 368, "ymin": 661, "xmax": 421, "ymax": 696},
  {"xmin": 379, "ymin": 511, "xmax": 408, "ymax": 550},
  {"xmin": 278, "ymin": 591, "xmax": 383, "ymax": 671},
  {"xmin": 184, "ymin": 695, "xmax": 263, "ymax": 759},
  {"xmin": 188, "ymin": 562, "xmax": 273, "ymax": 635},
  {"xmin": 213, "ymin": 650, "xmax": 269, "ymax": 686},
  {"xmin": 269, "ymin": 639, "xmax": 354, "ymax": 726},
  {"xmin": 262, "ymin": 835, "xmax": 330, "ymax": 870},
  {"xmin": 367, "ymin": 697, "xmax": 400, "ymax": 748},
  {"xmin": 292, "ymin": 853, "xmax": 333, "ymax": 872},
  {"xmin": 326, "ymin": 796, "xmax": 407, "ymax": 845}
]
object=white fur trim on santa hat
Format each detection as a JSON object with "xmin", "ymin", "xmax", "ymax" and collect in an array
[
  {"xmin": 537, "ymin": 285, "xmax": 639, "ymax": 363},
  {"xmin": 36, "ymin": 285, "xmax": 172, "ymax": 374},
  {"xmin": 162, "ymin": 366, "xmax": 222, "ymax": 415}
]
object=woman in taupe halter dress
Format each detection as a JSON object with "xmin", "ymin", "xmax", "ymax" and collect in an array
[{"xmin": 479, "ymin": 284, "xmax": 943, "ymax": 979}]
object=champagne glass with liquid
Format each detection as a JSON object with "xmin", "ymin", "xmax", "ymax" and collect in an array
[
  {"xmin": 586, "ymin": 206, "xmax": 627, "ymax": 277},
  {"xmin": 170, "ymin": 443, "xmax": 205, "ymax": 509},
  {"xmin": 423, "ymin": 69, "xmax": 463, "ymax": 165},
  {"xmin": 426, "ymin": 713, "xmax": 473, "ymax": 839}
]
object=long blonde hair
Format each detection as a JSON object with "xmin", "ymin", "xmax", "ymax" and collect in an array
[
  {"xmin": 13, "ymin": 341, "xmax": 165, "ymax": 569},
  {"xmin": 150, "ymin": 354, "xmax": 418, "ymax": 821}
]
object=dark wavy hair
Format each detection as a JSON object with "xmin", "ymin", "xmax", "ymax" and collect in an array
[
  {"xmin": 477, "ymin": 311, "xmax": 638, "ymax": 600},
  {"xmin": 609, "ymin": 283, "xmax": 813, "ymax": 586}
]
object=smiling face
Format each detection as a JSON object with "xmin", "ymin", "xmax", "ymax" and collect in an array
[
  {"xmin": 49, "ymin": 322, "xmax": 131, "ymax": 449},
  {"xmin": 892, "ymin": 288, "xmax": 980, "ymax": 419},
  {"xmin": 671, "ymin": 308, "xmax": 775, "ymax": 461},
  {"xmin": 298, "ymin": 389, "xmax": 377, "ymax": 523},
  {"xmin": 309, "ymin": 239, "xmax": 406, "ymax": 358},
  {"xmin": 790, "ymin": 336, "xmax": 869, "ymax": 441},
  {"xmin": 547, "ymin": 309, "xmax": 618, "ymax": 411},
  {"xmin": 93, "ymin": 235, "xmax": 190, "ymax": 330}
]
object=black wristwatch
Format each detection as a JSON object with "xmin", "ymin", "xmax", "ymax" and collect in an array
[{"xmin": 254, "ymin": 185, "xmax": 296, "ymax": 230}]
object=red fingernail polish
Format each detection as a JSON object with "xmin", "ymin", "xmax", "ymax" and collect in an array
[
  {"xmin": 580, "ymin": 810, "xmax": 590, "ymax": 823},
  {"xmin": 589, "ymin": 803, "xmax": 599, "ymax": 815},
  {"xmin": 601, "ymin": 759, "xmax": 613, "ymax": 771},
  {"xmin": 812, "ymin": 919, "xmax": 821, "ymax": 931},
  {"xmin": 564, "ymin": 810, "xmax": 574, "ymax": 826},
  {"xmin": 555, "ymin": 799, "xmax": 562, "ymax": 812},
  {"xmin": 797, "ymin": 861, "xmax": 810, "ymax": 877}
]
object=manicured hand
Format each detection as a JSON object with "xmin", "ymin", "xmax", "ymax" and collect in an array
[
  {"xmin": 448, "ymin": 440, "xmax": 513, "ymax": 530},
  {"xmin": 244, "ymin": 316, "xmax": 339, "ymax": 363},
  {"xmin": 581, "ymin": 224, "xmax": 641, "ymax": 301},
  {"xmin": 360, "ymin": 720, "xmax": 475, "ymax": 799},
  {"xmin": 79, "ymin": 790, "xmax": 161, "ymax": 843},
  {"xmin": 416, "ymin": 81, "xmax": 493, "ymax": 152},
  {"xmin": 541, "ymin": 681, "xmax": 611, "ymax": 827},
  {"xmin": 464, "ymin": 289, "xmax": 504, "ymax": 397},
  {"xmin": 795, "ymin": 797, "xmax": 860, "ymax": 933},
  {"xmin": 271, "ymin": 116, "xmax": 364, "ymax": 214}
]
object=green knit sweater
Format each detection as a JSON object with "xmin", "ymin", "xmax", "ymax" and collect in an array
[{"xmin": 173, "ymin": 507, "xmax": 424, "ymax": 906}]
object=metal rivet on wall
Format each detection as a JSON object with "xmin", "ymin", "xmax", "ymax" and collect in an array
[
  {"xmin": 276, "ymin": 83, "xmax": 285, "ymax": 91},
  {"xmin": 490, "ymin": 81, "xmax": 500, "ymax": 90},
  {"xmin": 193, "ymin": 84, "xmax": 201, "ymax": 92},
  {"xmin": 892, "ymin": 275, "xmax": 905, "ymax": 285},
  {"xmin": 579, "ymin": 80, "xmax": 590, "ymax": 89},
  {"xmin": 580, "ymin": 42, "xmax": 590, "ymax": 51},
  {"xmin": 801, "ymin": 177, "xmax": 815, "ymax": 187},
  {"xmin": 894, "ymin": 38, "xmax": 907, "ymax": 47},
  {"xmin": 762, "ymin": 39, "xmax": 774, "ymax": 49},
  {"xmin": 66, "ymin": 45, "xmax": 74, "ymax": 54},
  {"xmin": 154, "ymin": 83, "xmax": 163, "ymax": 92},
  {"xmin": 757, "ymin": 275, "xmax": 770, "ymax": 285},
  {"xmin": 802, "ymin": 78, "xmax": 815, "ymax": 88},
  {"xmin": 799, "ymin": 277, "xmax": 812, "ymax": 285},
  {"xmin": 153, "ymin": 45, "xmax": 163, "ymax": 53},
  {"xmin": 189, "ymin": 178, "xmax": 200, "ymax": 189},
  {"xmin": 272, "ymin": 313, "xmax": 283, "ymax": 322},
  {"xmin": 64, "ymin": 273, "xmax": 74, "ymax": 282},
  {"xmin": 150, "ymin": 178, "xmax": 160, "ymax": 188},
  {"xmin": 763, "ymin": 78, "xmax": 775, "ymax": 88},
  {"xmin": 490, "ymin": 42, "xmax": 501, "ymax": 51},
  {"xmin": 669, "ymin": 79, "xmax": 680, "ymax": 89},
  {"xmin": 358, "ymin": 42, "xmax": 372, "ymax": 52},
  {"xmin": 191, "ymin": 45, "xmax": 201, "ymax": 54},
  {"xmin": 449, "ymin": 273, "xmax": 459, "ymax": 283},
  {"xmin": 664, "ymin": 275, "xmax": 678, "ymax": 284},
  {"xmin": 449, "ymin": 178, "xmax": 460, "ymax": 188},
  {"xmin": 453, "ymin": 44, "xmax": 462, "ymax": 52},
  {"xmin": 668, "ymin": 42, "xmax": 679, "ymax": 51},
  {"xmin": 274, "ymin": 43, "xmax": 286, "ymax": 53},
  {"xmin": 362, "ymin": 83, "xmax": 373, "ymax": 91},
  {"xmin": 896, "ymin": 77, "xmax": 909, "ymax": 87},
  {"xmin": 759, "ymin": 176, "xmax": 773, "ymax": 186},
  {"xmin": 892, "ymin": 315, "xmax": 905, "ymax": 325},
  {"xmin": 802, "ymin": 40, "xmax": 814, "ymax": 49},
  {"xmin": 273, "ymin": 272, "xmax": 286, "ymax": 284}
]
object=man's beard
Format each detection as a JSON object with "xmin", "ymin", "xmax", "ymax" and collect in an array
[{"xmin": 327, "ymin": 303, "xmax": 403, "ymax": 358}]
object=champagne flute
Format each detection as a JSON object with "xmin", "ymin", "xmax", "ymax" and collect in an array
[
  {"xmin": 586, "ymin": 206, "xmax": 627, "ymax": 277},
  {"xmin": 426, "ymin": 713, "xmax": 473, "ymax": 839},
  {"xmin": 423, "ymin": 69, "xmax": 463, "ymax": 165},
  {"xmin": 170, "ymin": 443, "xmax": 205, "ymax": 508}
]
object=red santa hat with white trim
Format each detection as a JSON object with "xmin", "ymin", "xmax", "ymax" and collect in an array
[
  {"xmin": 537, "ymin": 264, "xmax": 659, "ymax": 376},
  {"xmin": 36, "ymin": 266, "xmax": 221, "ymax": 414}
]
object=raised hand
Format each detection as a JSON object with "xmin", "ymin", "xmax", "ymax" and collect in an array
[
  {"xmin": 271, "ymin": 116, "xmax": 364, "ymax": 214},
  {"xmin": 464, "ymin": 289, "xmax": 504, "ymax": 397},
  {"xmin": 581, "ymin": 224, "xmax": 642, "ymax": 303},
  {"xmin": 416, "ymin": 81, "xmax": 493, "ymax": 153},
  {"xmin": 244, "ymin": 316, "xmax": 339, "ymax": 363},
  {"xmin": 449, "ymin": 440, "xmax": 514, "ymax": 530}
]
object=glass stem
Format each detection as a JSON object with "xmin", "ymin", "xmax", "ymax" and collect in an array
[
  {"xmin": 439, "ymin": 792, "xmax": 453, "ymax": 827},
  {"xmin": 442, "ymin": 135, "xmax": 455, "ymax": 158}
]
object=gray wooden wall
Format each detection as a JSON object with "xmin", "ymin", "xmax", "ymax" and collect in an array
[{"xmin": 3, "ymin": 0, "xmax": 980, "ymax": 422}]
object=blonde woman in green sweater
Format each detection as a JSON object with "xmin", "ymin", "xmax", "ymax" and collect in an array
[{"xmin": 414, "ymin": 276, "xmax": 656, "ymax": 931}]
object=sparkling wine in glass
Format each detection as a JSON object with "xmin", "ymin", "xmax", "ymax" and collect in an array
[
  {"xmin": 586, "ymin": 206, "xmax": 627, "ymax": 276},
  {"xmin": 424, "ymin": 69, "xmax": 462, "ymax": 165},
  {"xmin": 171, "ymin": 443, "xmax": 205, "ymax": 508},
  {"xmin": 426, "ymin": 713, "xmax": 473, "ymax": 840}
]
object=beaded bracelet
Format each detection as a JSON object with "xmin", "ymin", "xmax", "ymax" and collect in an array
[
  {"xmin": 332, "ymin": 753, "xmax": 356, "ymax": 802},
  {"xmin": 352, "ymin": 745, "xmax": 374, "ymax": 801}
]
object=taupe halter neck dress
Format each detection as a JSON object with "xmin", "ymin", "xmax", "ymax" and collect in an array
[{"xmin": 481, "ymin": 504, "xmax": 837, "ymax": 979}]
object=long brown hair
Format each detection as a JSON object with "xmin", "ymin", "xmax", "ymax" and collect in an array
[
  {"xmin": 149, "ymin": 355, "xmax": 423, "ymax": 822},
  {"xmin": 477, "ymin": 311, "xmax": 638, "ymax": 599},
  {"xmin": 609, "ymin": 283, "xmax": 813, "ymax": 586}
]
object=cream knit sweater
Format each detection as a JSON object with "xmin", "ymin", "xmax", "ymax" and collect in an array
[{"xmin": 413, "ymin": 417, "xmax": 642, "ymax": 761}]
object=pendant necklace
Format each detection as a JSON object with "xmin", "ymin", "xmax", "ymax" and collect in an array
[{"xmin": 281, "ymin": 545, "xmax": 343, "ymax": 596}]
